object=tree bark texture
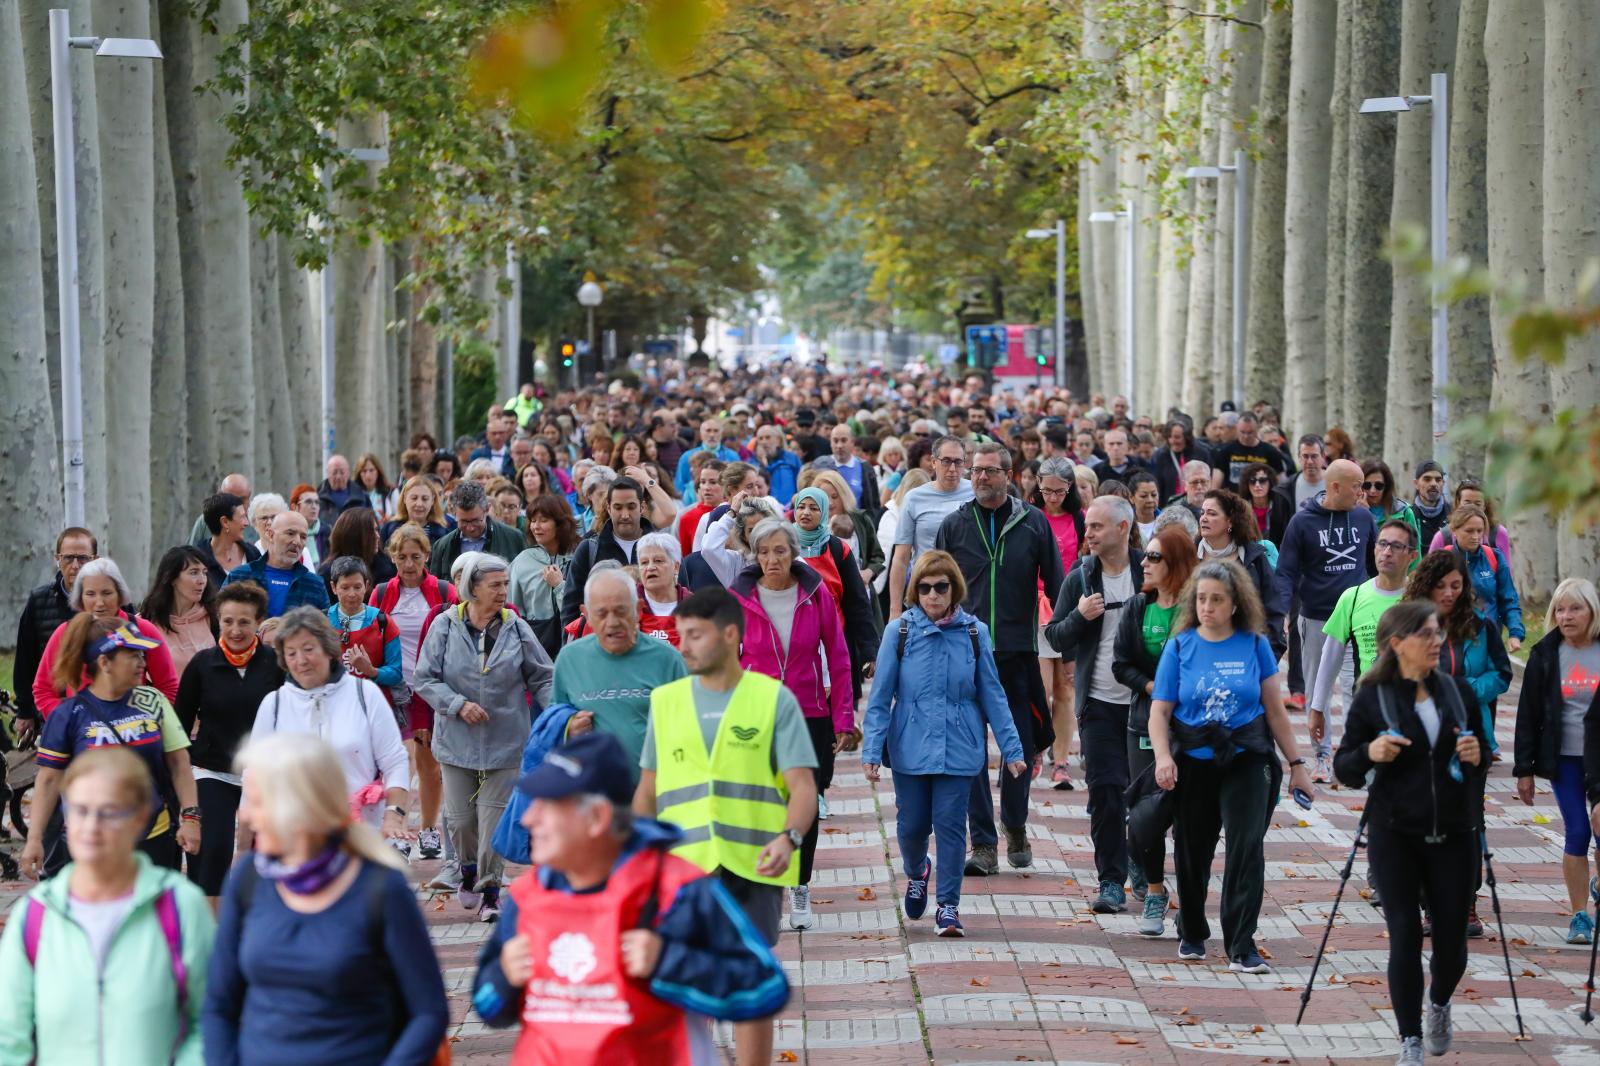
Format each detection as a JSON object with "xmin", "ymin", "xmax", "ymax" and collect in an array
[
  {"xmin": 148, "ymin": 0, "xmax": 189, "ymax": 566},
  {"xmin": 1244, "ymin": 0, "xmax": 1289, "ymax": 411},
  {"xmin": 1322, "ymin": 3, "xmax": 1354, "ymax": 431},
  {"xmin": 18, "ymin": 1, "xmax": 61, "ymax": 417},
  {"xmin": 1211, "ymin": 0, "xmax": 1262, "ymax": 410},
  {"xmin": 277, "ymin": 239, "xmax": 320, "ymax": 481},
  {"xmin": 1282, "ymin": 0, "xmax": 1336, "ymax": 436},
  {"xmin": 1181, "ymin": 13, "xmax": 1225, "ymax": 417},
  {"xmin": 1445, "ymin": 0, "xmax": 1491, "ymax": 477},
  {"xmin": 1339, "ymin": 0, "xmax": 1402, "ymax": 457},
  {"xmin": 1083, "ymin": 0, "xmax": 1121, "ymax": 395}
]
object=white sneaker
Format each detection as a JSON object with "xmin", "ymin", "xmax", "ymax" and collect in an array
[
  {"xmin": 427, "ymin": 859, "xmax": 462, "ymax": 891},
  {"xmin": 818, "ymin": 795, "xmax": 830, "ymax": 820},
  {"xmin": 788, "ymin": 885, "xmax": 817, "ymax": 930}
]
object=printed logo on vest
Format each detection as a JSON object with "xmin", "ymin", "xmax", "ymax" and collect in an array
[
  {"xmin": 548, "ymin": 931, "xmax": 598, "ymax": 983},
  {"xmin": 731, "ymin": 725, "xmax": 760, "ymax": 741}
]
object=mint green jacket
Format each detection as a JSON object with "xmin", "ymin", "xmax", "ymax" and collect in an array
[{"xmin": 0, "ymin": 854, "xmax": 214, "ymax": 1065}]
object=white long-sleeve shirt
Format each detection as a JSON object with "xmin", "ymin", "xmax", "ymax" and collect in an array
[{"xmin": 252, "ymin": 670, "xmax": 409, "ymax": 826}]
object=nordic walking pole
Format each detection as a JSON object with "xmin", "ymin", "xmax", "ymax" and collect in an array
[
  {"xmin": 1480, "ymin": 829, "xmax": 1526, "ymax": 1038},
  {"xmin": 1297, "ymin": 809, "xmax": 1369, "ymax": 1024},
  {"xmin": 1584, "ymin": 895, "xmax": 1600, "ymax": 1024}
]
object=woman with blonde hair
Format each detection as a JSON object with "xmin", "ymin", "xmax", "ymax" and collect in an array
[
  {"xmin": 380, "ymin": 475, "xmax": 451, "ymax": 547},
  {"xmin": 875, "ymin": 469, "xmax": 930, "ymax": 600},
  {"xmin": 203, "ymin": 734, "xmax": 447, "ymax": 1065},
  {"xmin": 0, "ymin": 747, "xmax": 214, "ymax": 1065}
]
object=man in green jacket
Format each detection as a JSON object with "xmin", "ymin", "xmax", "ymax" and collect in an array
[{"xmin": 429, "ymin": 480, "xmax": 527, "ymax": 580}]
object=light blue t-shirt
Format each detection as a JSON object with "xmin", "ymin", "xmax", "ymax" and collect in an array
[
  {"xmin": 263, "ymin": 565, "xmax": 296, "ymax": 618},
  {"xmin": 1152, "ymin": 628, "xmax": 1278, "ymax": 760}
]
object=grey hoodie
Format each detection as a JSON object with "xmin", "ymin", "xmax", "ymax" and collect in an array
[{"xmin": 414, "ymin": 605, "xmax": 555, "ymax": 770}]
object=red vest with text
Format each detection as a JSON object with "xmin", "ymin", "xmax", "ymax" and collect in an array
[{"xmin": 506, "ymin": 847, "xmax": 703, "ymax": 1066}]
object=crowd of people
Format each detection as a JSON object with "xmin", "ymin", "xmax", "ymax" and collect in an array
[{"xmin": 1, "ymin": 356, "xmax": 1596, "ymax": 1066}]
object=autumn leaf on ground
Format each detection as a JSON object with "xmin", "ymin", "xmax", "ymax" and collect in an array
[
  {"xmin": 778, "ymin": 1052, "xmax": 799, "ymax": 1063},
  {"xmin": 970, "ymin": 976, "xmax": 990, "ymax": 987},
  {"xmin": 1116, "ymin": 1036, "xmax": 1140, "ymax": 1045},
  {"xmin": 1511, "ymin": 937, "xmax": 1529, "ymax": 946},
  {"xmin": 858, "ymin": 887, "xmax": 876, "ymax": 901},
  {"xmin": 1258, "ymin": 947, "xmax": 1273, "ymax": 959}
]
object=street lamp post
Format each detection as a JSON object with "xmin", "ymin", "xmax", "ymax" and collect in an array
[
  {"xmin": 1185, "ymin": 149, "xmax": 1249, "ymax": 409},
  {"xmin": 1360, "ymin": 72, "xmax": 1450, "ymax": 468},
  {"xmin": 577, "ymin": 278, "xmax": 603, "ymax": 390},
  {"xmin": 49, "ymin": 9, "xmax": 162, "ymax": 527},
  {"xmin": 1089, "ymin": 201, "xmax": 1137, "ymax": 407},
  {"xmin": 319, "ymin": 145, "xmax": 388, "ymax": 467},
  {"xmin": 1025, "ymin": 220, "xmax": 1067, "ymax": 392}
]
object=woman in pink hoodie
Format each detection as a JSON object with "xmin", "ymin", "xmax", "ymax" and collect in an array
[
  {"xmin": 33, "ymin": 557, "xmax": 178, "ymax": 717},
  {"xmin": 728, "ymin": 517, "xmax": 853, "ymax": 931}
]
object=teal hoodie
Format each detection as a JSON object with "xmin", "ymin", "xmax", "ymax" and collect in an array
[{"xmin": 0, "ymin": 854, "xmax": 214, "ymax": 1065}]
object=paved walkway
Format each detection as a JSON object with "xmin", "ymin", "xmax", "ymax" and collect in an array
[{"xmin": 10, "ymin": 670, "xmax": 1600, "ymax": 1063}]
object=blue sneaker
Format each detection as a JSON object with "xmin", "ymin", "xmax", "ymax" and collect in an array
[
  {"xmin": 1567, "ymin": 910, "xmax": 1594, "ymax": 944},
  {"xmin": 1229, "ymin": 950, "xmax": 1271, "ymax": 974},
  {"xmin": 935, "ymin": 904, "xmax": 964, "ymax": 937},
  {"xmin": 1137, "ymin": 890, "xmax": 1168, "ymax": 936},
  {"xmin": 904, "ymin": 858, "xmax": 931, "ymax": 920},
  {"xmin": 1178, "ymin": 939, "xmax": 1206, "ymax": 961},
  {"xmin": 1092, "ymin": 879, "xmax": 1126, "ymax": 914}
]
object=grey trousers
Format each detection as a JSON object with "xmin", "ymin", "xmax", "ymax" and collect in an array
[
  {"xmin": 1299, "ymin": 615, "xmax": 1356, "ymax": 760},
  {"xmin": 440, "ymin": 763, "xmax": 519, "ymax": 887}
]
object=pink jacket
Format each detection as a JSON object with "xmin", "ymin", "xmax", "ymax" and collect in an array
[
  {"xmin": 33, "ymin": 612, "xmax": 179, "ymax": 717},
  {"xmin": 730, "ymin": 563, "xmax": 854, "ymax": 732}
]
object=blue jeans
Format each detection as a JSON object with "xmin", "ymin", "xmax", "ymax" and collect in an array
[{"xmin": 894, "ymin": 771, "xmax": 971, "ymax": 906}]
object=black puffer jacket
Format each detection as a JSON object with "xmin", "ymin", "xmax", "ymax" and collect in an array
[
  {"xmin": 1515, "ymin": 630, "xmax": 1600, "ymax": 791},
  {"xmin": 1111, "ymin": 591, "xmax": 1161, "ymax": 736},
  {"xmin": 1334, "ymin": 672, "xmax": 1488, "ymax": 837}
]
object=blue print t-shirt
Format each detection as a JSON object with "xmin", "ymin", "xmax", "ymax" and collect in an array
[
  {"xmin": 263, "ymin": 565, "xmax": 296, "ymax": 617},
  {"xmin": 1152, "ymin": 628, "xmax": 1279, "ymax": 759}
]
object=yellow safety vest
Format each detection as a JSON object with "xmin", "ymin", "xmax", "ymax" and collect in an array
[{"xmin": 650, "ymin": 671, "xmax": 796, "ymax": 886}]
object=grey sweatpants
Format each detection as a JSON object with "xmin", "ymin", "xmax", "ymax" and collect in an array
[
  {"xmin": 1299, "ymin": 615, "xmax": 1356, "ymax": 760},
  {"xmin": 440, "ymin": 764, "xmax": 519, "ymax": 887}
]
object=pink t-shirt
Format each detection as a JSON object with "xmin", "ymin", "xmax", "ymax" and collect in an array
[{"xmin": 1044, "ymin": 510, "xmax": 1080, "ymax": 573}]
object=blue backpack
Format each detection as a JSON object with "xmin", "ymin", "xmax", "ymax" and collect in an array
[{"xmin": 491, "ymin": 702, "xmax": 580, "ymax": 864}]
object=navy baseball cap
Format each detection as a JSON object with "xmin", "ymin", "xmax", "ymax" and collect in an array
[{"xmin": 517, "ymin": 732, "xmax": 634, "ymax": 805}]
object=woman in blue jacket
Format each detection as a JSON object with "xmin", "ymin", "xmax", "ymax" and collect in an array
[
  {"xmin": 1448, "ymin": 504, "xmax": 1523, "ymax": 654},
  {"xmin": 862, "ymin": 550, "xmax": 1024, "ymax": 938}
]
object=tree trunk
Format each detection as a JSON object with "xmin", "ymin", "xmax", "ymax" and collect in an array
[
  {"xmin": 1211, "ymin": 0, "xmax": 1262, "ymax": 410},
  {"xmin": 409, "ymin": 274, "xmax": 439, "ymax": 442},
  {"xmin": 251, "ymin": 228, "xmax": 296, "ymax": 490},
  {"xmin": 1340, "ymin": 0, "xmax": 1402, "ymax": 457},
  {"xmin": 1084, "ymin": 0, "xmax": 1120, "ymax": 395},
  {"xmin": 1542, "ymin": 0, "xmax": 1600, "ymax": 578},
  {"xmin": 1383, "ymin": 0, "xmax": 1458, "ymax": 477},
  {"xmin": 148, "ymin": 0, "xmax": 188, "ymax": 564},
  {"xmin": 391, "ymin": 249, "xmax": 414, "ymax": 460},
  {"xmin": 166, "ymin": 0, "xmax": 253, "ymax": 496},
  {"xmin": 1484, "ymin": 0, "xmax": 1555, "ymax": 600},
  {"xmin": 1182, "ymin": 13, "xmax": 1225, "ymax": 417},
  {"xmin": 331, "ymin": 114, "xmax": 388, "ymax": 465},
  {"xmin": 1244, "ymin": 1, "xmax": 1290, "ymax": 412},
  {"xmin": 1282, "ymin": 0, "xmax": 1336, "ymax": 437},
  {"xmin": 1445, "ymin": 0, "xmax": 1492, "ymax": 477},
  {"xmin": 0, "ymin": 0, "xmax": 62, "ymax": 636},
  {"xmin": 95, "ymin": 0, "xmax": 157, "ymax": 578},
  {"xmin": 277, "ymin": 238, "xmax": 320, "ymax": 481},
  {"xmin": 1322, "ymin": 4, "xmax": 1354, "ymax": 431},
  {"xmin": 1075, "ymin": 165, "xmax": 1102, "ymax": 395},
  {"xmin": 18, "ymin": 2, "xmax": 61, "ymax": 416},
  {"xmin": 1155, "ymin": 47, "xmax": 1192, "ymax": 421}
]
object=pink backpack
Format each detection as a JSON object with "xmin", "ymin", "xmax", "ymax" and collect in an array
[{"xmin": 23, "ymin": 889, "xmax": 189, "ymax": 1051}]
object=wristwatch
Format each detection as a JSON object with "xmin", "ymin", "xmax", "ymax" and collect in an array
[
  {"xmin": 1288, "ymin": 758, "xmax": 1306, "ymax": 769},
  {"xmin": 785, "ymin": 828, "xmax": 804, "ymax": 850},
  {"xmin": 388, "ymin": 805, "xmax": 407, "ymax": 818}
]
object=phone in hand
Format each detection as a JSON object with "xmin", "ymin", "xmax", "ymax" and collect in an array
[{"xmin": 1292, "ymin": 788, "xmax": 1314, "ymax": 810}]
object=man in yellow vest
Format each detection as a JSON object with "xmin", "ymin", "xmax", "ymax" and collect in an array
[{"xmin": 635, "ymin": 587, "xmax": 817, "ymax": 1066}]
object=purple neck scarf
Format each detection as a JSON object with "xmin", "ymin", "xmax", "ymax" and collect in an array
[{"xmin": 254, "ymin": 834, "xmax": 351, "ymax": 894}]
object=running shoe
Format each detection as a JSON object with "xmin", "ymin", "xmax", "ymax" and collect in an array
[
  {"xmin": 1229, "ymin": 950, "xmax": 1271, "ymax": 974},
  {"xmin": 1394, "ymin": 1035, "xmax": 1424, "ymax": 1065},
  {"xmin": 818, "ymin": 795, "xmax": 830, "ymax": 820},
  {"xmin": 935, "ymin": 904, "xmax": 964, "ymax": 937},
  {"xmin": 1286, "ymin": 692, "xmax": 1306, "ymax": 712},
  {"xmin": 1004, "ymin": 826, "xmax": 1033, "ymax": 868},
  {"xmin": 788, "ymin": 885, "xmax": 817, "ymax": 931},
  {"xmin": 963, "ymin": 843, "xmax": 999, "ymax": 876},
  {"xmin": 1312, "ymin": 753, "xmax": 1332, "ymax": 784},
  {"xmin": 418, "ymin": 826, "xmax": 441, "ymax": 860},
  {"xmin": 1178, "ymin": 939, "xmax": 1206, "ymax": 961},
  {"xmin": 1091, "ymin": 879, "xmax": 1126, "ymax": 914},
  {"xmin": 426, "ymin": 859, "xmax": 462, "ymax": 891},
  {"xmin": 1051, "ymin": 763, "xmax": 1076, "ymax": 791},
  {"xmin": 478, "ymin": 885, "xmax": 501, "ymax": 923},
  {"xmin": 388, "ymin": 836, "xmax": 413, "ymax": 861},
  {"xmin": 1137, "ymin": 890, "xmax": 1168, "ymax": 937},
  {"xmin": 1568, "ymin": 910, "xmax": 1594, "ymax": 945},
  {"xmin": 458, "ymin": 863, "xmax": 481, "ymax": 911},
  {"xmin": 1422, "ymin": 1000, "xmax": 1452, "ymax": 1056},
  {"xmin": 904, "ymin": 858, "xmax": 931, "ymax": 920},
  {"xmin": 1465, "ymin": 905, "xmax": 1484, "ymax": 938}
]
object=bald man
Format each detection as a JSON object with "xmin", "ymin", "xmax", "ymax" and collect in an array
[
  {"xmin": 188, "ymin": 472, "xmax": 257, "ymax": 546},
  {"xmin": 1274, "ymin": 458, "xmax": 1374, "ymax": 781},
  {"xmin": 223, "ymin": 509, "xmax": 330, "ymax": 621}
]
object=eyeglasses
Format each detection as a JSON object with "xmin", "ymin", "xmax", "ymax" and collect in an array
[
  {"xmin": 1143, "ymin": 552, "xmax": 1164, "ymax": 563},
  {"xmin": 916, "ymin": 580, "xmax": 952, "ymax": 596},
  {"xmin": 1249, "ymin": 476, "xmax": 1272, "ymax": 485},
  {"xmin": 57, "ymin": 554, "xmax": 92, "ymax": 566},
  {"xmin": 933, "ymin": 456, "xmax": 965, "ymax": 468},
  {"xmin": 1375, "ymin": 538, "xmax": 1413, "ymax": 553},
  {"xmin": 65, "ymin": 803, "xmax": 139, "ymax": 827},
  {"xmin": 970, "ymin": 465, "xmax": 1006, "ymax": 478},
  {"xmin": 1408, "ymin": 626, "xmax": 1444, "ymax": 642},
  {"xmin": 1039, "ymin": 487, "xmax": 1070, "ymax": 498},
  {"xmin": 1362, "ymin": 481, "xmax": 1387, "ymax": 491}
]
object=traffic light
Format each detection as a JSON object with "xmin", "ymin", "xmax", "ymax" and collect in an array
[{"xmin": 561, "ymin": 341, "xmax": 575, "ymax": 368}]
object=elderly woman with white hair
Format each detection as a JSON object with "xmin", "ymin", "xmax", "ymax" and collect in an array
[
  {"xmin": 32, "ymin": 557, "xmax": 179, "ymax": 716},
  {"xmin": 247, "ymin": 493, "xmax": 289, "ymax": 546},
  {"xmin": 414, "ymin": 552, "xmax": 554, "ymax": 921},
  {"xmin": 249, "ymin": 607, "xmax": 411, "ymax": 843},
  {"xmin": 635, "ymin": 531, "xmax": 689, "ymax": 644},
  {"xmin": 577, "ymin": 464, "xmax": 618, "ymax": 535},
  {"xmin": 701, "ymin": 492, "xmax": 784, "ymax": 586},
  {"xmin": 204, "ymin": 734, "xmax": 447, "ymax": 1066}
]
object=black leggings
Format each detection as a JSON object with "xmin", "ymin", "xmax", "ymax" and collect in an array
[
  {"xmin": 1366, "ymin": 824, "xmax": 1478, "ymax": 1039},
  {"xmin": 1125, "ymin": 733, "xmax": 1164, "ymax": 886},
  {"xmin": 799, "ymin": 714, "xmax": 837, "ymax": 886},
  {"xmin": 187, "ymin": 777, "xmax": 243, "ymax": 896}
]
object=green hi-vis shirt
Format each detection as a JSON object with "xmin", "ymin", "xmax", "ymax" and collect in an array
[{"xmin": 1321, "ymin": 579, "xmax": 1405, "ymax": 673}]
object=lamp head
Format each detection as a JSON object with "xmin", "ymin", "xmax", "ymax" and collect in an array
[
  {"xmin": 1184, "ymin": 165, "xmax": 1223, "ymax": 180},
  {"xmin": 95, "ymin": 37, "xmax": 163, "ymax": 59},
  {"xmin": 1359, "ymin": 96, "xmax": 1412, "ymax": 114},
  {"xmin": 1025, "ymin": 228, "xmax": 1054, "ymax": 239},
  {"xmin": 1088, "ymin": 211, "xmax": 1119, "ymax": 223},
  {"xmin": 577, "ymin": 281, "xmax": 603, "ymax": 307}
]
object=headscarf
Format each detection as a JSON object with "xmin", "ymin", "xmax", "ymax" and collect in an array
[{"xmin": 794, "ymin": 487, "xmax": 831, "ymax": 558}]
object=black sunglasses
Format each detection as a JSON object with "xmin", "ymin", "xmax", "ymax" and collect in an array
[
  {"xmin": 1362, "ymin": 481, "xmax": 1387, "ymax": 491},
  {"xmin": 916, "ymin": 580, "xmax": 952, "ymax": 596},
  {"xmin": 1143, "ymin": 552, "xmax": 1164, "ymax": 563}
]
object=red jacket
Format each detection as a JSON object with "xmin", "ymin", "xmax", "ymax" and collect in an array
[
  {"xmin": 728, "ymin": 563, "xmax": 853, "ymax": 731},
  {"xmin": 33, "ymin": 612, "xmax": 179, "ymax": 717}
]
